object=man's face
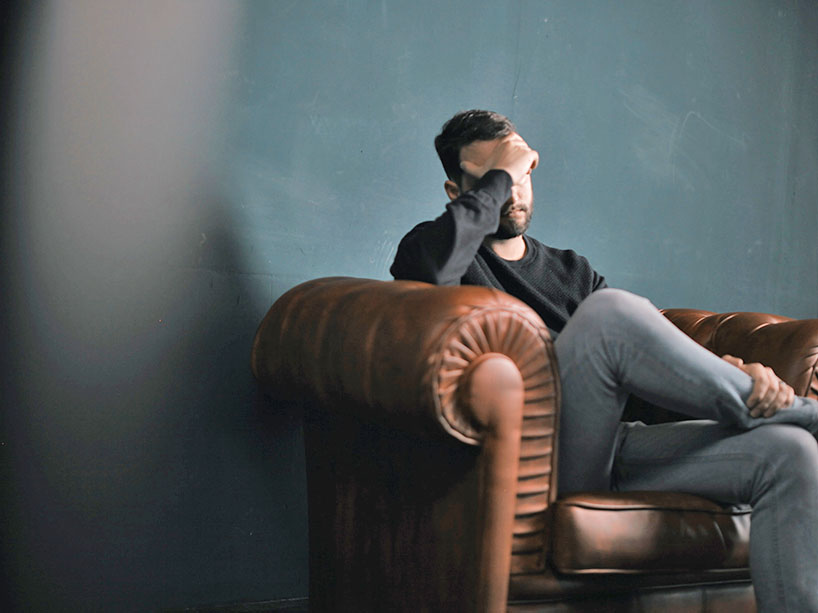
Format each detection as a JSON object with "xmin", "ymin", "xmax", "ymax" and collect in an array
[{"xmin": 458, "ymin": 136, "xmax": 534, "ymax": 239}]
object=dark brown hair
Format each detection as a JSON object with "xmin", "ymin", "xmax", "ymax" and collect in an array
[{"xmin": 434, "ymin": 110, "xmax": 515, "ymax": 185}]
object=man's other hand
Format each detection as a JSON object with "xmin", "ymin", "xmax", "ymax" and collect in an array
[
  {"xmin": 722, "ymin": 354, "xmax": 795, "ymax": 418},
  {"xmin": 459, "ymin": 133, "xmax": 539, "ymax": 186}
]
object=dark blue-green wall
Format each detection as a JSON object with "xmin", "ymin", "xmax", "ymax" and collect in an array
[
  {"xmin": 2, "ymin": 1, "xmax": 816, "ymax": 611},
  {"xmin": 233, "ymin": 0, "xmax": 818, "ymax": 315}
]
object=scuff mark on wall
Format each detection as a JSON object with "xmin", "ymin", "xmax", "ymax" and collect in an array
[{"xmin": 620, "ymin": 84, "xmax": 747, "ymax": 191}]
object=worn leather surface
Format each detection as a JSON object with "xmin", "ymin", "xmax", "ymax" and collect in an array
[
  {"xmin": 251, "ymin": 278, "xmax": 816, "ymax": 611},
  {"xmin": 550, "ymin": 492, "xmax": 750, "ymax": 573}
]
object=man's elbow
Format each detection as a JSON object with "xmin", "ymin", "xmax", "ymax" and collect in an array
[{"xmin": 390, "ymin": 263, "xmax": 457, "ymax": 286}]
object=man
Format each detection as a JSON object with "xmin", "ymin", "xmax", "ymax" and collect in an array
[{"xmin": 390, "ymin": 109, "xmax": 818, "ymax": 612}]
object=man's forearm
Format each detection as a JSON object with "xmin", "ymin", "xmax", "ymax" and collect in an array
[{"xmin": 390, "ymin": 170, "xmax": 511, "ymax": 285}]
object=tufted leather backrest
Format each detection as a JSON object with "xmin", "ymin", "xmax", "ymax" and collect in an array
[{"xmin": 664, "ymin": 309, "xmax": 818, "ymax": 399}]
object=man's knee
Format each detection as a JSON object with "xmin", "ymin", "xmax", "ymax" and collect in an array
[
  {"xmin": 754, "ymin": 425, "xmax": 818, "ymax": 486},
  {"xmin": 571, "ymin": 288, "xmax": 655, "ymax": 330}
]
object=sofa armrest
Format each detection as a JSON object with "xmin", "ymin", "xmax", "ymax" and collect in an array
[
  {"xmin": 252, "ymin": 277, "xmax": 561, "ymax": 590},
  {"xmin": 663, "ymin": 309, "xmax": 818, "ymax": 399},
  {"xmin": 252, "ymin": 276, "xmax": 558, "ymax": 445}
]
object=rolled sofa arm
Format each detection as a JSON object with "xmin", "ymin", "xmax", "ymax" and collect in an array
[
  {"xmin": 251, "ymin": 277, "xmax": 561, "ymax": 579},
  {"xmin": 663, "ymin": 309, "xmax": 818, "ymax": 399},
  {"xmin": 252, "ymin": 276, "xmax": 559, "ymax": 445}
]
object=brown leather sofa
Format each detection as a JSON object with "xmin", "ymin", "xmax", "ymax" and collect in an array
[{"xmin": 251, "ymin": 277, "xmax": 818, "ymax": 612}]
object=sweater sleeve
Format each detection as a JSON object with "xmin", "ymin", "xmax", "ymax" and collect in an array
[
  {"xmin": 390, "ymin": 170, "xmax": 512, "ymax": 285},
  {"xmin": 592, "ymin": 266, "xmax": 608, "ymax": 291}
]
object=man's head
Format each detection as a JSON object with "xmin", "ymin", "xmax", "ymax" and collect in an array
[
  {"xmin": 435, "ymin": 110, "xmax": 515, "ymax": 187},
  {"xmin": 435, "ymin": 109, "xmax": 535, "ymax": 240}
]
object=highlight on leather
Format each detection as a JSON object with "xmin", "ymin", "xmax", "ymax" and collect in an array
[
  {"xmin": 430, "ymin": 303, "xmax": 560, "ymax": 575},
  {"xmin": 551, "ymin": 492, "xmax": 750, "ymax": 574},
  {"xmin": 432, "ymin": 305, "xmax": 557, "ymax": 441}
]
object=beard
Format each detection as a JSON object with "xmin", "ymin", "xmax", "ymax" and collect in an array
[{"xmin": 491, "ymin": 204, "xmax": 532, "ymax": 239}]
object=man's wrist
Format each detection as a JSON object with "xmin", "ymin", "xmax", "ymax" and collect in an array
[{"xmin": 474, "ymin": 169, "xmax": 513, "ymax": 204}]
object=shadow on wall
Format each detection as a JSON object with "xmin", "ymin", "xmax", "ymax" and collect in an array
[{"xmin": 1, "ymin": 3, "xmax": 307, "ymax": 611}]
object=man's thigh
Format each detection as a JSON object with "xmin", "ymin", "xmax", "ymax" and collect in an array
[{"xmin": 613, "ymin": 420, "xmax": 810, "ymax": 504}]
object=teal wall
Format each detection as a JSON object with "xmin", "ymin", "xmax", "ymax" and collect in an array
[
  {"xmin": 232, "ymin": 0, "xmax": 818, "ymax": 316},
  {"xmin": 2, "ymin": 1, "xmax": 816, "ymax": 611}
]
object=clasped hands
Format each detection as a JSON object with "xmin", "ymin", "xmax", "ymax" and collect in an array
[{"xmin": 722, "ymin": 354, "xmax": 795, "ymax": 418}]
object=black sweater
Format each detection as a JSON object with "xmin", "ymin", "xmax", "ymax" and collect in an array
[{"xmin": 390, "ymin": 170, "xmax": 607, "ymax": 333}]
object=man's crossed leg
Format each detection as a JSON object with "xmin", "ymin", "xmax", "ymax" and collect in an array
[{"xmin": 554, "ymin": 288, "xmax": 818, "ymax": 612}]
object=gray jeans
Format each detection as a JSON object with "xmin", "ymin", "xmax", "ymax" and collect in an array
[{"xmin": 554, "ymin": 288, "xmax": 818, "ymax": 612}]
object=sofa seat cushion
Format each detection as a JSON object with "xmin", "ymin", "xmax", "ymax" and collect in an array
[{"xmin": 550, "ymin": 492, "xmax": 750, "ymax": 574}]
